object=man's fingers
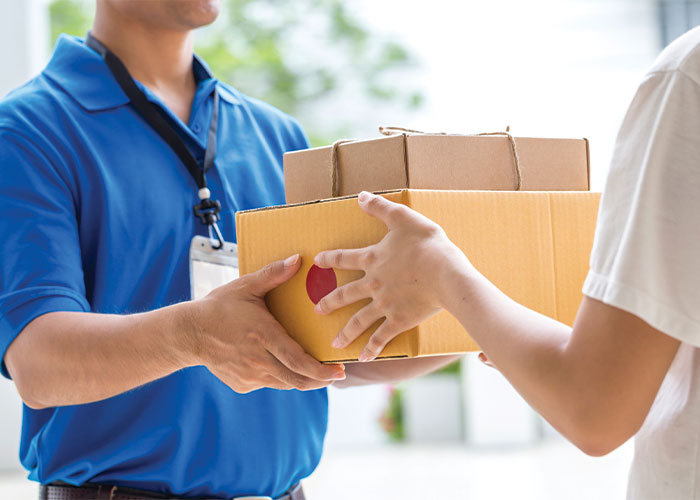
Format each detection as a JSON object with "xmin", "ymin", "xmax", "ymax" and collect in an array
[
  {"xmin": 263, "ymin": 353, "xmax": 333, "ymax": 391},
  {"xmin": 315, "ymin": 278, "xmax": 371, "ymax": 315},
  {"xmin": 358, "ymin": 319, "xmax": 402, "ymax": 362},
  {"xmin": 260, "ymin": 375, "xmax": 294, "ymax": 391},
  {"xmin": 314, "ymin": 247, "xmax": 368, "ymax": 271},
  {"xmin": 357, "ymin": 191, "xmax": 410, "ymax": 229},
  {"xmin": 262, "ymin": 323, "xmax": 346, "ymax": 381},
  {"xmin": 247, "ymin": 254, "xmax": 301, "ymax": 296},
  {"xmin": 229, "ymin": 375, "xmax": 292, "ymax": 394},
  {"xmin": 331, "ymin": 303, "xmax": 384, "ymax": 349},
  {"xmin": 478, "ymin": 351, "xmax": 497, "ymax": 369}
]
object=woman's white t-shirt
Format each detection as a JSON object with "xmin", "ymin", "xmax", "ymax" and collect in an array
[{"xmin": 582, "ymin": 26, "xmax": 700, "ymax": 499}]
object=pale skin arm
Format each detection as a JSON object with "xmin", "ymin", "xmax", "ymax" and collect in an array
[
  {"xmin": 314, "ymin": 192, "xmax": 680, "ymax": 456},
  {"xmin": 336, "ymin": 355, "xmax": 461, "ymax": 388},
  {"xmin": 5, "ymin": 256, "xmax": 345, "ymax": 410}
]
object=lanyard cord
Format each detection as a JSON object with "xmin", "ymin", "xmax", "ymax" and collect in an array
[{"xmin": 85, "ymin": 32, "xmax": 225, "ymax": 248}]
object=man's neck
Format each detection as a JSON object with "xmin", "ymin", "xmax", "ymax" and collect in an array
[{"xmin": 91, "ymin": 8, "xmax": 197, "ymax": 123}]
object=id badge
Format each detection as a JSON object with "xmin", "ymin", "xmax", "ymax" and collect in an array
[{"xmin": 189, "ymin": 235, "xmax": 239, "ymax": 300}]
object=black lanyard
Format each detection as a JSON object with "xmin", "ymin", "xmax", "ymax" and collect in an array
[{"xmin": 85, "ymin": 32, "xmax": 225, "ymax": 248}]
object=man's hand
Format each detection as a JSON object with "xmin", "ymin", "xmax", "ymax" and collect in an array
[
  {"xmin": 314, "ymin": 191, "xmax": 472, "ymax": 362},
  {"xmin": 189, "ymin": 254, "xmax": 346, "ymax": 393}
]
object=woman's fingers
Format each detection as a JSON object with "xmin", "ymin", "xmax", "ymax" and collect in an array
[
  {"xmin": 357, "ymin": 191, "xmax": 412, "ymax": 229},
  {"xmin": 358, "ymin": 318, "xmax": 403, "ymax": 362},
  {"xmin": 314, "ymin": 247, "xmax": 368, "ymax": 270},
  {"xmin": 315, "ymin": 277, "xmax": 373, "ymax": 315},
  {"xmin": 331, "ymin": 302, "xmax": 384, "ymax": 349}
]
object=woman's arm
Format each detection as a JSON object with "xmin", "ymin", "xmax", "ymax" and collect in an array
[
  {"xmin": 314, "ymin": 192, "xmax": 680, "ymax": 455},
  {"xmin": 337, "ymin": 355, "xmax": 461, "ymax": 388}
]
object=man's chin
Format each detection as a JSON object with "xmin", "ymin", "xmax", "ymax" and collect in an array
[{"xmin": 180, "ymin": 0, "xmax": 222, "ymax": 29}]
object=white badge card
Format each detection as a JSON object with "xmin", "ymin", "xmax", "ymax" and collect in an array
[{"xmin": 189, "ymin": 235, "xmax": 239, "ymax": 300}]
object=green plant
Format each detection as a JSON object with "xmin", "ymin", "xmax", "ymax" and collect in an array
[{"xmin": 379, "ymin": 386, "xmax": 405, "ymax": 442}]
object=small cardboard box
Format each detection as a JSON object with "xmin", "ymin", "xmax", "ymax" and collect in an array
[
  {"xmin": 236, "ymin": 190, "xmax": 600, "ymax": 363},
  {"xmin": 284, "ymin": 132, "xmax": 591, "ymax": 204}
]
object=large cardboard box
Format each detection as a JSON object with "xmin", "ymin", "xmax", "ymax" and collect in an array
[
  {"xmin": 236, "ymin": 190, "xmax": 600, "ymax": 363},
  {"xmin": 284, "ymin": 132, "xmax": 590, "ymax": 204}
]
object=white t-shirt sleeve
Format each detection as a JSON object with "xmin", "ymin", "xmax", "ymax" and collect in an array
[{"xmin": 583, "ymin": 68, "xmax": 700, "ymax": 346}]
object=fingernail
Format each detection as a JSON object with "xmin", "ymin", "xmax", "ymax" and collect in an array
[
  {"xmin": 358, "ymin": 191, "xmax": 371, "ymax": 203},
  {"xmin": 284, "ymin": 254, "xmax": 299, "ymax": 267},
  {"xmin": 332, "ymin": 372, "xmax": 346, "ymax": 380},
  {"xmin": 358, "ymin": 351, "xmax": 372, "ymax": 362},
  {"xmin": 331, "ymin": 336, "xmax": 343, "ymax": 349}
]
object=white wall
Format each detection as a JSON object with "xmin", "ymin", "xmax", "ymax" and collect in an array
[
  {"xmin": 354, "ymin": 0, "xmax": 660, "ymax": 190},
  {"xmin": 0, "ymin": 0, "xmax": 49, "ymax": 473},
  {"xmin": 0, "ymin": 0, "xmax": 49, "ymax": 97}
]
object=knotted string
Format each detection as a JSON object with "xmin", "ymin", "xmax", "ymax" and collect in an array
[
  {"xmin": 379, "ymin": 125, "xmax": 522, "ymax": 191},
  {"xmin": 331, "ymin": 139, "xmax": 356, "ymax": 198}
]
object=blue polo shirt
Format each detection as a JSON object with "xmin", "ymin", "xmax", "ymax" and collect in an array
[{"xmin": 0, "ymin": 35, "xmax": 327, "ymax": 499}]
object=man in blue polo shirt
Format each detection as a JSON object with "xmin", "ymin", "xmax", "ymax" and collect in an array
[{"xmin": 0, "ymin": 1, "xmax": 458, "ymax": 499}]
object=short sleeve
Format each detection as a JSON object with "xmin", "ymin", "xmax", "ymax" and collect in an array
[
  {"xmin": 287, "ymin": 118, "xmax": 311, "ymax": 152},
  {"xmin": 0, "ymin": 130, "xmax": 90, "ymax": 378},
  {"xmin": 583, "ymin": 69, "xmax": 700, "ymax": 345}
]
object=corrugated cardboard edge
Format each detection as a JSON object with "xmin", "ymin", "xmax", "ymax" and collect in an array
[
  {"xmin": 237, "ymin": 187, "xmax": 596, "ymax": 217},
  {"xmin": 583, "ymin": 137, "xmax": 591, "ymax": 190},
  {"xmin": 237, "ymin": 189, "xmax": 407, "ymax": 216},
  {"xmin": 322, "ymin": 355, "xmax": 409, "ymax": 364}
]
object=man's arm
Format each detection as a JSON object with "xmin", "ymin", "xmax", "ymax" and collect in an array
[
  {"xmin": 7, "ymin": 306, "xmax": 189, "ymax": 409},
  {"xmin": 5, "ymin": 256, "xmax": 345, "ymax": 409},
  {"xmin": 336, "ymin": 355, "xmax": 461, "ymax": 388}
]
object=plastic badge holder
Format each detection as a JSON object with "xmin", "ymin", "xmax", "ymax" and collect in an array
[{"xmin": 189, "ymin": 235, "xmax": 239, "ymax": 300}]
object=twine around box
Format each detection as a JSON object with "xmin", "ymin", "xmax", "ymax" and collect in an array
[{"xmin": 330, "ymin": 126, "xmax": 523, "ymax": 198}]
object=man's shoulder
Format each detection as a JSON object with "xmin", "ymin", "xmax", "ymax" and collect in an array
[
  {"xmin": 218, "ymin": 83, "xmax": 309, "ymax": 150},
  {"xmin": 648, "ymin": 27, "xmax": 700, "ymax": 83},
  {"xmin": 0, "ymin": 74, "xmax": 67, "ymax": 136}
]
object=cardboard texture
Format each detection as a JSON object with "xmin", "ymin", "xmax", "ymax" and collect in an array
[
  {"xmin": 236, "ymin": 190, "xmax": 600, "ymax": 363},
  {"xmin": 284, "ymin": 134, "xmax": 591, "ymax": 204}
]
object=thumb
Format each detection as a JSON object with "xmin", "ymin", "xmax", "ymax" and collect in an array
[{"xmin": 248, "ymin": 254, "xmax": 301, "ymax": 297}]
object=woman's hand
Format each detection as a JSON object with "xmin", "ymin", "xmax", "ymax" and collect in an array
[{"xmin": 314, "ymin": 191, "xmax": 474, "ymax": 362}]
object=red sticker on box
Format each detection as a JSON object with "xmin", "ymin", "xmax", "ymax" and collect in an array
[{"xmin": 306, "ymin": 265, "xmax": 337, "ymax": 304}]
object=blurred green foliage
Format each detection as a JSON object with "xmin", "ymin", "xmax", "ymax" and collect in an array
[
  {"xmin": 437, "ymin": 360, "xmax": 461, "ymax": 375},
  {"xmin": 380, "ymin": 386, "xmax": 405, "ymax": 442},
  {"xmin": 49, "ymin": 0, "xmax": 423, "ymax": 146},
  {"xmin": 48, "ymin": 0, "xmax": 94, "ymax": 44}
]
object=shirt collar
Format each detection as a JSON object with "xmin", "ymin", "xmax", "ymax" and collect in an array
[
  {"xmin": 43, "ymin": 34, "xmax": 239, "ymax": 112},
  {"xmin": 193, "ymin": 54, "xmax": 240, "ymax": 105}
]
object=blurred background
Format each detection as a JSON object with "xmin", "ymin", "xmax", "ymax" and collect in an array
[{"xmin": 0, "ymin": 0, "xmax": 697, "ymax": 498}]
